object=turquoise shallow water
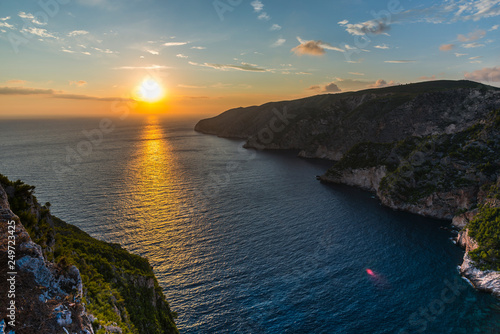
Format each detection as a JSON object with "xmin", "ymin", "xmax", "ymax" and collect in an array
[{"xmin": 1, "ymin": 116, "xmax": 500, "ymax": 333}]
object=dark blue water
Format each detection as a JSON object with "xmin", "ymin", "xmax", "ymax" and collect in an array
[{"xmin": 1, "ymin": 116, "xmax": 500, "ymax": 333}]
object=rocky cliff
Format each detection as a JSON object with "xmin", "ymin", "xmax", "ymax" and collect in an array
[
  {"xmin": 196, "ymin": 80, "xmax": 500, "ymax": 298},
  {"xmin": 195, "ymin": 80, "xmax": 500, "ymax": 160},
  {"xmin": 0, "ymin": 175, "xmax": 178, "ymax": 334}
]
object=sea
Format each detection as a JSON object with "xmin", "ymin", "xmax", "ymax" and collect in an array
[{"xmin": 1, "ymin": 116, "xmax": 500, "ymax": 334}]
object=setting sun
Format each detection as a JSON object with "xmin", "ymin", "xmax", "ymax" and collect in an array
[{"xmin": 136, "ymin": 78, "xmax": 164, "ymax": 103}]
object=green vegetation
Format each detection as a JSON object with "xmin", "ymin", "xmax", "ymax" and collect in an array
[
  {"xmin": 0, "ymin": 174, "xmax": 178, "ymax": 334},
  {"xmin": 468, "ymin": 205, "xmax": 500, "ymax": 271}
]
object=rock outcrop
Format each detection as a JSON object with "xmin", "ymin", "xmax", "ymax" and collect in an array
[
  {"xmin": 196, "ymin": 80, "xmax": 500, "ymax": 160},
  {"xmin": 0, "ymin": 175, "xmax": 179, "ymax": 334}
]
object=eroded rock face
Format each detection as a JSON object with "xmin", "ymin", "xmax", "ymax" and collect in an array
[
  {"xmin": 0, "ymin": 184, "xmax": 94, "ymax": 334},
  {"xmin": 320, "ymin": 166, "xmax": 387, "ymax": 192},
  {"xmin": 461, "ymin": 255, "xmax": 500, "ymax": 297}
]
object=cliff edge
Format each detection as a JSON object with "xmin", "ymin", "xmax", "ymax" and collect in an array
[{"xmin": 0, "ymin": 175, "xmax": 179, "ymax": 334}]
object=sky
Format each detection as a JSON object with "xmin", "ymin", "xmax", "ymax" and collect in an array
[{"xmin": 0, "ymin": 0, "xmax": 500, "ymax": 118}]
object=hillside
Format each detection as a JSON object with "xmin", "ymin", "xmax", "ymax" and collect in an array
[
  {"xmin": 195, "ymin": 80, "xmax": 500, "ymax": 160},
  {"xmin": 0, "ymin": 174, "xmax": 179, "ymax": 334}
]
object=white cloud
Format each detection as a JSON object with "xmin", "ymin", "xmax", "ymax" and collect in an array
[
  {"xmin": 490, "ymin": 24, "xmax": 499, "ymax": 31},
  {"xmin": 374, "ymin": 44, "xmax": 390, "ymax": 49},
  {"xmin": 191, "ymin": 46, "xmax": 206, "ymax": 50},
  {"xmin": 251, "ymin": 0, "xmax": 264, "ymax": 12},
  {"xmin": 271, "ymin": 38, "xmax": 286, "ymax": 47},
  {"xmin": 0, "ymin": 22, "xmax": 14, "ymax": 29},
  {"xmin": 21, "ymin": 27, "xmax": 58, "ymax": 39},
  {"xmin": 68, "ymin": 30, "xmax": 89, "ymax": 37},
  {"xmin": 349, "ymin": 72, "xmax": 365, "ymax": 76},
  {"xmin": 61, "ymin": 48, "xmax": 75, "ymax": 53},
  {"xmin": 450, "ymin": 0, "xmax": 500, "ymax": 21},
  {"xmin": 462, "ymin": 42, "xmax": 485, "ymax": 48},
  {"xmin": 18, "ymin": 12, "xmax": 46, "ymax": 25},
  {"xmin": 270, "ymin": 24, "xmax": 281, "ymax": 31},
  {"xmin": 384, "ymin": 60, "xmax": 416, "ymax": 63},
  {"xmin": 147, "ymin": 50, "xmax": 159, "ymax": 55},
  {"xmin": 189, "ymin": 61, "xmax": 267, "ymax": 72},
  {"xmin": 176, "ymin": 54, "xmax": 188, "ymax": 58},
  {"xmin": 454, "ymin": 52, "xmax": 468, "ymax": 57},
  {"xmin": 163, "ymin": 41, "xmax": 189, "ymax": 46},
  {"xmin": 339, "ymin": 18, "xmax": 390, "ymax": 36},
  {"xmin": 0, "ymin": 16, "xmax": 11, "ymax": 21},
  {"xmin": 92, "ymin": 47, "xmax": 117, "ymax": 54},
  {"xmin": 258, "ymin": 12, "xmax": 270, "ymax": 20},
  {"xmin": 469, "ymin": 56, "xmax": 482, "ymax": 59}
]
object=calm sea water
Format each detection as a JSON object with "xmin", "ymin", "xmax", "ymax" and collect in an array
[{"xmin": 1, "ymin": 116, "xmax": 500, "ymax": 334}]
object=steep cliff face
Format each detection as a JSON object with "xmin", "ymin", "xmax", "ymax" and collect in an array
[
  {"xmin": 0, "ymin": 175, "xmax": 179, "ymax": 334},
  {"xmin": 319, "ymin": 110, "xmax": 500, "ymax": 296},
  {"xmin": 0, "ymin": 184, "xmax": 94, "ymax": 334},
  {"xmin": 196, "ymin": 80, "xmax": 500, "ymax": 160}
]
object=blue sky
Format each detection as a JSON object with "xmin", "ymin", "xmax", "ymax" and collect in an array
[{"xmin": 0, "ymin": 0, "xmax": 499, "ymax": 116}]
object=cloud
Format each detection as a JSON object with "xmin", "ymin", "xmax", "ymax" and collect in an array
[
  {"xmin": 176, "ymin": 54, "xmax": 188, "ymax": 58},
  {"xmin": 270, "ymin": 24, "xmax": 281, "ymax": 31},
  {"xmin": 177, "ymin": 84, "xmax": 207, "ymax": 89},
  {"xmin": 21, "ymin": 27, "xmax": 58, "ymax": 39},
  {"xmin": 191, "ymin": 46, "xmax": 206, "ymax": 50},
  {"xmin": 324, "ymin": 83, "xmax": 342, "ymax": 92},
  {"xmin": 251, "ymin": 0, "xmax": 264, "ymax": 12},
  {"xmin": 0, "ymin": 16, "xmax": 10, "ymax": 21},
  {"xmin": 384, "ymin": 60, "xmax": 416, "ymax": 63},
  {"xmin": 439, "ymin": 43, "xmax": 455, "ymax": 51},
  {"xmin": 462, "ymin": 42, "xmax": 485, "ymax": 48},
  {"xmin": 146, "ymin": 50, "xmax": 159, "ymax": 55},
  {"xmin": 457, "ymin": 29, "xmax": 486, "ymax": 42},
  {"xmin": 258, "ymin": 12, "xmax": 270, "ymax": 20},
  {"xmin": 70, "ymin": 80, "xmax": 87, "ymax": 87},
  {"xmin": 464, "ymin": 67, "xmax": 500, "ymax": 81},
  {"xmin": 271, "ymin": 38, "xmax": 286, "ymax": 47},
  {"xmin": 189, "ymin": 61, "xmax": 267, "ymax": 72},
  {"xmin": 454, "ymin": 52, "xmax": 468, "ymax": 57},
  {"xmin": 469, "ymin": 56, "xmax": 482, "ymax": 59},
  {"xmin": 490, "ymin": 24, "xmax": 499, "ymax": 31},
  {"xmin": 338, "ymin": 19, "xmax": 390, "ymax": 36},
  {"xmin": 292, "ymin": 37, "xmax": 344, "ymax": 56},
  {"xmin": 163, "ymin": 41, "xmax": 189, "ymax": 46},
  {"xmin": 67, "ymin": 30, "xmax": 89, "ymax": 37},
  {"xmin": 0, "ymin": 86, "xmax": 133, "ymax": 101},
  {"xmin": 369, "ymin": 79, "xmax": 399, "ymax": 88},
  {"xmin": 308, "ymin": 82, "xmax": 342, "ymax": 93},
  {"xmin": 5, "ymin": 79, "xmax": 27, "ymax": 85},
  {"xmin": 349, "ymin": 72, "xmax": 365, "ymax": 76},
  {"xmin": 114, "ymin": 65, "xmax": 170, "ymax": 70},
  {"xmin": 374, "ymin": 44, "xmax": 390, "ymax": 49},
  {"xmin": 62, "ymin": 48, "xmax": 75, "ymax": 53},
  {"xmin": 0, "ymin": 21, "xmax": 14, "ymax": 29},
  {"xmin": 450, "ymin": 0, "xmax": 500, "ymax": 21},
  {"xmin": 419, "ymin": 75, "xmax": 437, "ymax": 80},
  {"xmin": 92, "ymin": 47, "xmax": 117, "ymax": 54},
  {"xmin": 18, "ymin": 11, "xmax": 46, "ymax": 25}
]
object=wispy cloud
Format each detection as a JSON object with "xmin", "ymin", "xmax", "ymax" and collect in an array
[
  {"xmin": 349, "ymin": 72, "xmax": 365, "ymax": 76},
  {"xmin": 455, "ymin": 52, "xmax": 468, "ymax": 57},
  {"xmin": 490, "ymin": 24, "xmax": 499, "ymax": 31},
  {"xmin": 0, "ymin": 16, "xmax": 10, "ymax": 21},
  {"xmin": 258, "ymin": 12, "xmax": 270, "ymax": 20},
  {"xmin": 292, "ymin": 37, "xmax": 344, "ymax": 56},
  {"xmin": 457, "ymin": 29, "xmax": 486, "ymax": 42},
  {"xmin": 191, "ymin": 46, "xmax": 206, "ymax": 50},
  {"xmin": 384, "ymin": 60, "xmax": 416, "ymax": 63},
  {"xmin": 189, "ymin": 61, "xmax": 267, "ymax": 72},
  {"xmin": 176, "ymin": 54, "xmax": 188, "ymax": 58},
  {"xmin": 114, "ymin": 65, "xmax": 169, "ymax": 70},
  {"xmin": 69, "ymin": 80, "xmax": 87, "ymax": 87},
  {"xmin": 439, "ymin": 43, "xmax": 455, "ymax": 51},
  {"xmin": 0, "ymin": 86, "xmax": 133, "ymax": 101},
  {"xmin": 338, "ymin": 19, "xmax": 390, "ymax": 36},
  {"xmin": 21, "ymin": 27, "xmax": 58, "ymax": 39},
  {"xmin": 462, "ymin": 42, "xmax": 485, "ymax": 48},
  {"xmin": 270, "ymin": 24, "xmax": 281, "ymax": 31},
  {"xmin": 374, "ymin": 44, "xmax": 390, "ymax": 49},
  {"xmin": 163, "ymin": 41, "xmax": 189, "ymax": 46},
  {"xmin": 18, "ymin": 12, "xmax": 46, "ymax": 25},
  {"xmin": 5, "ymin": 79, "xmax": 27, "ymax": 85},
  {"xmin": 0, "ymin": 21, "xmax": 14, "ymax": 29},
  {"xmin": 67, "ymin": 30, "xmax": 89, "ymax": 37},
  {"xmin": 464, "ymin": 66, "xmax": 500, "ymax": 81},
  {"xmin": 177, "ymin": 84, "xmax": 207, "ymax": 89},
  {"xmin": 271, "ymin": 38, "xmax": 286, "ymax": 47},
  {"xmin": 146, "ymin": 49, "xmax": 159, "ymax": 55}
]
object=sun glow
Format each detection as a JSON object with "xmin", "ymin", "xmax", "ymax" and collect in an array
[{"xmin": 136, "ymin": 78, "xmax": 164, "ymax": 103}]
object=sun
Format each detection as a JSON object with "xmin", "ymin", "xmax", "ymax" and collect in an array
[{"xmin": 136, "ymin": 78, "xmax": 164, "ymax": 103}]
